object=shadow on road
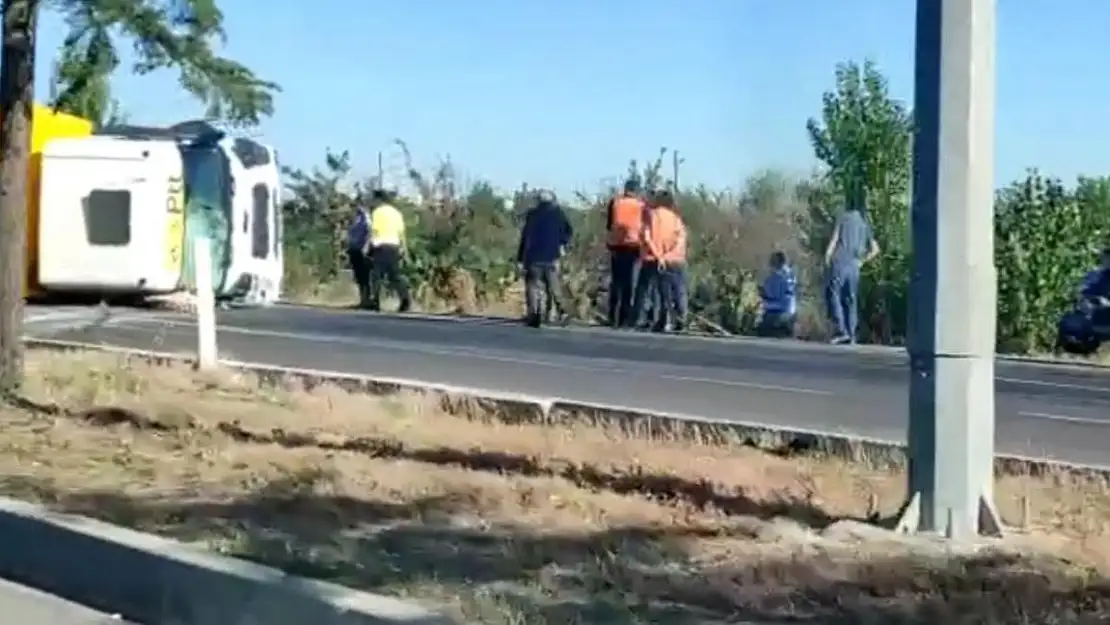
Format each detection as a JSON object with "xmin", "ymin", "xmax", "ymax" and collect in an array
[{"xmin": 4, "ymin": 470, "xmax": 1109, "ymax": 625}]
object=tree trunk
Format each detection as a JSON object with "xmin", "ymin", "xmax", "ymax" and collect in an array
[{"xmin": 0, "ymin": 0, "xmax": 38, "ymax": 392}]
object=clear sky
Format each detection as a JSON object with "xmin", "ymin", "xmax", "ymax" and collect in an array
[{"xmin": 30, "ymin": 1, "xmax": 1110, "ymax": 194}]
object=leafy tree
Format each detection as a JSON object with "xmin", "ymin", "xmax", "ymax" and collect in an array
[
  {"xmin": 0, "ymin": 0, "xmax": 280, "ymax": 391},
  {"xmin": 281, "ymin": 149, "xmax": 358, "ymax": 293},
  {"xmin": 994, "ymin": 172, "xmax": 1110, "ymax": 352},
  {"xmin": 49, "ymin": 43, "xmax": 126, "ymax": 127},
  {"xmin": 805, "ymin": 59, "xmax": 914, "ymax": 342}
]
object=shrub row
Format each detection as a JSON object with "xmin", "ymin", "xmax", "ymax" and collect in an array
[{"xmin": 280, "ymin": 61, "xmax": 1110, "ymax": 355}]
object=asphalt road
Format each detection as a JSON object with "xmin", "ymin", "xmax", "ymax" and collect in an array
[
  {"xmin": 24, "ymin": 303, "xmax": 1110, "ymax": 467},
  {"xmin": 0, "ymin": 577, "xmax": 132, "ymax": 623}
]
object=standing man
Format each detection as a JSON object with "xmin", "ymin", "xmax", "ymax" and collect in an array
[
  {"xmin": 639, "ymin": 189, "xmax": 688, "ymax": 332},
  {"xmin": 824, "ymin": 202, "xmax": 881, "ymax": 344},
  {"xmin": 367, "ymin": 187, "xmax": 412, "ymax": 313},
  {"xmin": 517, "ymin": 189, "xmax": 572, "ymax": 328},
  {"xmin": 346, "ymin": 200, "xmax": 373, "ymax": 309},
  {"xmin": 606, "ymin": 178, "xmax": 648, "ymax": 328}
]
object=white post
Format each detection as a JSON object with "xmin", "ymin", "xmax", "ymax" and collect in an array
[
  {"xmin": 193, "ymin": 237, "xmax": 218, "ymax": 370},
  {"xmin": 897, "ymin": 0, "xmax": 1001, "ymax": 539}
]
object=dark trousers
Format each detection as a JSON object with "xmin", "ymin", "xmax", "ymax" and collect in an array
[
  {"xmin": 369, "ymin": 244, "xmax": 411, "ymax": 312},
  {"xmin": 608, "ymin": 248, "xmax": 640, "ymax": 327},
  {"xmin": 524, "ymin": 262, "xmax": 565, "ymax": 327},
  {"xmin": 632, "ymin": 260, "xmax": 662, "ymax": 329},
  {"xmin": 348, "ymin": 248, "xmax": 372, "ymax": 306},
  {"xmin": 757, "ymin": 311, "xmax": 797, "ymax": 338},
  {"xmin": 657, "ymin": 265, "xmax": 688, "ymax": 331}
]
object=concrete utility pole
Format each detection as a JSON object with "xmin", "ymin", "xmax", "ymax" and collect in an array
[{"xmin": 895, "ymin": 0, "xmax": 1003, "ymax": 539}]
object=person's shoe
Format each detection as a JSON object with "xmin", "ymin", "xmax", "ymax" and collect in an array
[{"xmin": 829, "ymin": 334, "xmax": 851, "ymax": 345}]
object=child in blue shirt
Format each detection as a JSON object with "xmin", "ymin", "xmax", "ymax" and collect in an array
[{"xmin": 758, "ymin": 251, "xmax": 797, "ymax": 338}]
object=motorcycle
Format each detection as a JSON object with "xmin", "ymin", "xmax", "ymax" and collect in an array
[{"xmin": 1056, "ymin": 294, "xmax": 1110, "ymax": 356}]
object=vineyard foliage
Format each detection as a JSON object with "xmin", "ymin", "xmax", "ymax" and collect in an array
[{"xmin": 280, "ymin": 61, "xmax": 1110, "ymax": 354}]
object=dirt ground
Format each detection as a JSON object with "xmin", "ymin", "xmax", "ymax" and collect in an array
[{"xmin": 3, "ymin": 350, "xmax": 1110, "ymax": 624}]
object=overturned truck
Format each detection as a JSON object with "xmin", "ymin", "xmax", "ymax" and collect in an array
[{"xmin": 36, "ymin": 120, "xmax": 283, "ymax": 305}]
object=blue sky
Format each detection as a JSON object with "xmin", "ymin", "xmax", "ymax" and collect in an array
[{"xmin": 31, "ymin": 1, "xmax": 1110, "ymax": 194}]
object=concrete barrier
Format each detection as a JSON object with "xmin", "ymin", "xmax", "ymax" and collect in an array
[
  {"xmin": 0, "ymin": 496, "xmax": 453, "ymax": 624},
  {"xmin": 24, "ymin": 337, "xmax": 1110, "ymax": 480}
]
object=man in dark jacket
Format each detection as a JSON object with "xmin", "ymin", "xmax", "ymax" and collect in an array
[
  {"xmin": 517, "ymin": 189, "xmax": 573, "ymax": 328},
  {"xmin": 346, "ymin": 201, "xmax": 373, "ymax": 308}
]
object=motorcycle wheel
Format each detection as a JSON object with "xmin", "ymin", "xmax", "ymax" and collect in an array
[{"xmin": 1057, "ymin": 333, "xmax": 1101, "ymax": 356}]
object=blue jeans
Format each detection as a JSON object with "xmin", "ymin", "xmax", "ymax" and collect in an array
[
  {"xmin": 632, "ymin": 260, "xmax": 660, "ymax": 328},
  {"xmin": 758, "ymin": 311, "xmax": 796, "ymax": 338},
  {"xmin": 657, "ymin": 265, "xmax": 688, "ymax": 329},
  {"xmin": 827, "ymin": 266, "xmax": 860, "ymax": 340}
]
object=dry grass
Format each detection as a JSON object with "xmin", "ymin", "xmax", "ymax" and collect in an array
[
  {"xmin": 4, "ymin": 350, "xmax": 1110, "ymax": 623},
  {"xmin": 1029, "ymin": 349, "xmax": 1110, "ymax": 367}
]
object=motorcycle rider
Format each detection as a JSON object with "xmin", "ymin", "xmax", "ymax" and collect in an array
[
  {"xmin": 1081, "ymin": 248, "xmax": 1110, "ymax": 301},
  {"xmin": 1080, "ymin": 248, "xmax": 1110, "ymax": 324},
  {"xmin": 1058, "ymin": 248, "xmax": 1110, "ymax": 354}
]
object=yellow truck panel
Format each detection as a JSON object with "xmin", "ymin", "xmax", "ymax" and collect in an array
[{"xmin": 23, "ymin": 104, "xmax": 95, "ymax": 296}]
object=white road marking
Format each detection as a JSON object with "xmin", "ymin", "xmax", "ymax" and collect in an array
[
  {"xmin": 1018, "ymin": 411, "xmax": 1110, "ymax": 426},
  {"xmin": 67, "ymin": 309, "xmax": 1110, "ymax": 397},
  {"xmin": 659, "ymin": 373, "xmax": 830, "ymax": 395},
  {"xmin": 111, "ymin": 316, "xmax": 833, "ymax": 396},
  {"xmin": 998, "ymin": 376, "xmax": 1110, "ymax": 394},
  {"xmin": 25, "ymin": 310, "xmax": 91, "ymax": 323}
]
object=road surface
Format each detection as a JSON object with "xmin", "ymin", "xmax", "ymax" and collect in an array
[
  {"xmin": 0, "ymin": 577, "xmax": 132, "ymax": 623},
  {"xmin": 23, "ymin": 304, "xmax": 1110, "ymax": 467}
]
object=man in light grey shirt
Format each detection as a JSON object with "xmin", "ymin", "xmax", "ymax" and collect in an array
[{"xmin": 824, "ymin": 206, "xmax": 881, "ymax": 344}]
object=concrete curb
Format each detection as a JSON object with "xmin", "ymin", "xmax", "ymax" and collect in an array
[
  {"xmin": 0, "ymin": 496, "xmax": 454, "ymax": 624},
  {"xmin": 24, "ymin": 337, "xmax": 1110, "ymax": 480}
]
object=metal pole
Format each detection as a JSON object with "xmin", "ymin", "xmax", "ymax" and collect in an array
[
  {"xmin": 671, "ymin": 150, "xmax": 680, "ymax": 193},
  {"xmin": 896, "ymin": 0, "xmax": 1003, "ymax": 539}
]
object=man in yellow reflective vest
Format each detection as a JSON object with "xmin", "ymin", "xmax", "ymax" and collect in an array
[{"xmin": 365, "ymin": 187, "xmax": 412, "ymax": 313}]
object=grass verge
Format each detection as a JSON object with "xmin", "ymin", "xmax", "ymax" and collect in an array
[{"xmin": 3, "ymin": 349, "xmax": 1110, "ymax": 623}]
